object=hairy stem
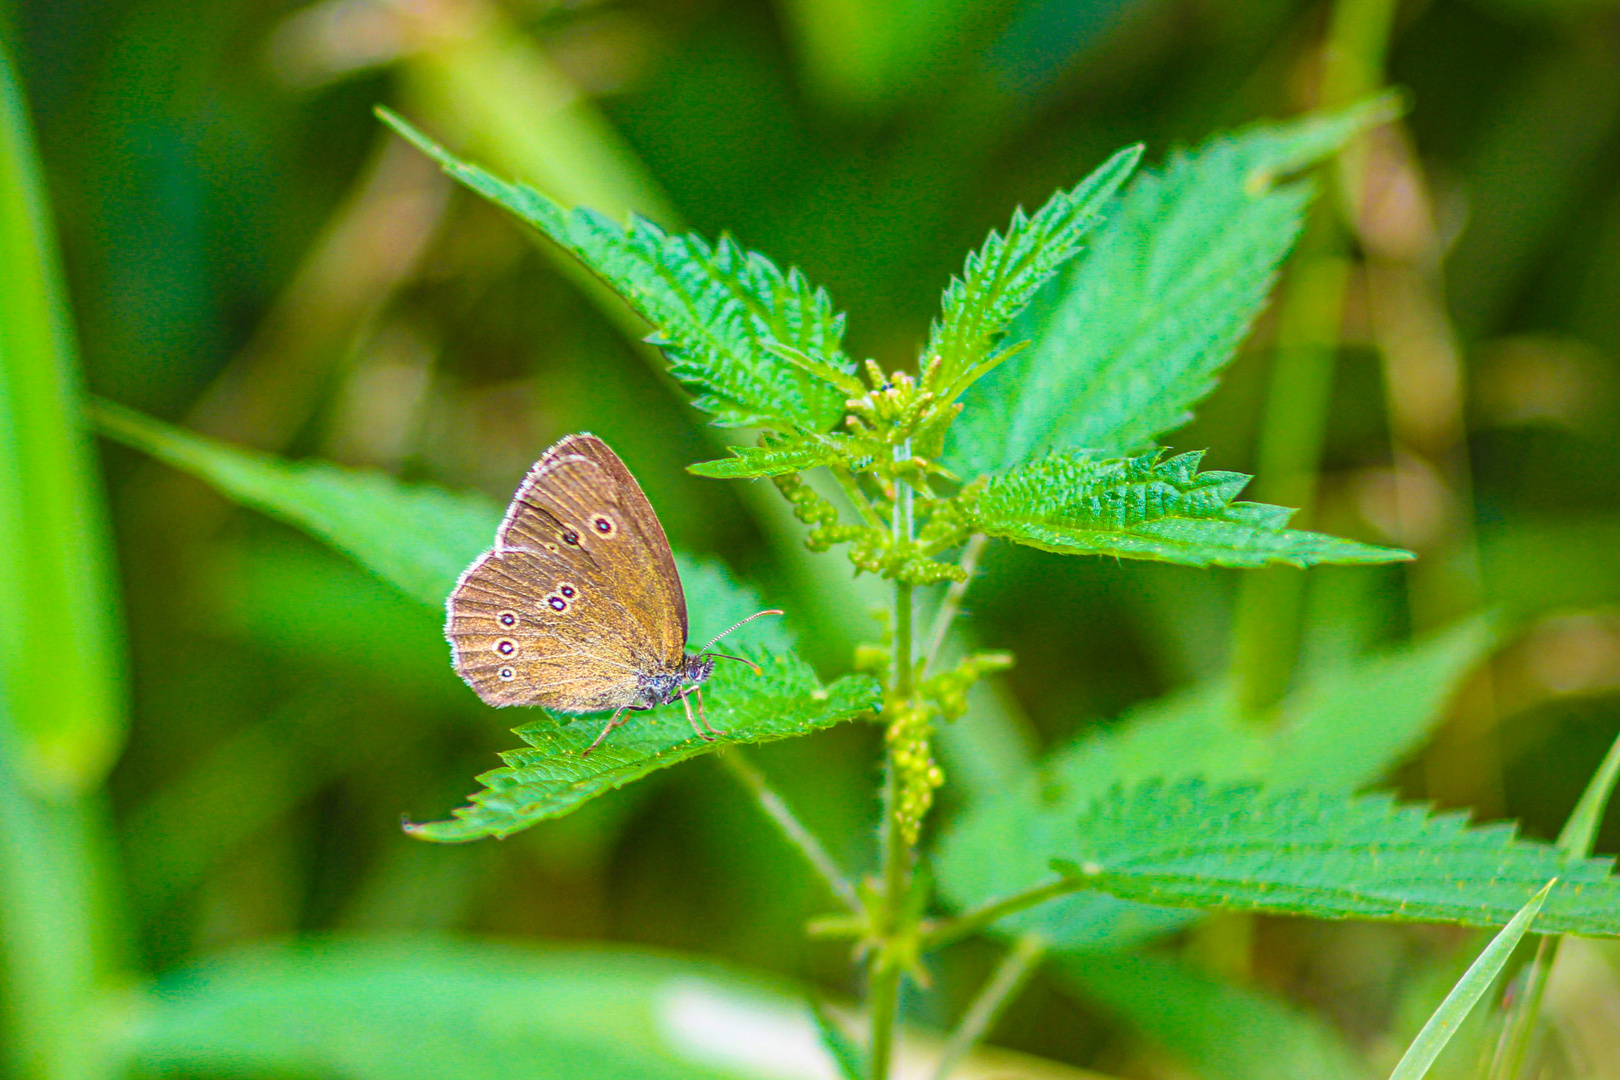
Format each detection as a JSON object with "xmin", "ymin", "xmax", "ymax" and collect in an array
[
  {"xmin": 921, "ymin": 533, "xmax": 988, "ymax": 678},
  {"xmin": 870, "ymin": 443, "xmax": 917, "ymax": 1080},
  {"xmin": 870, "ymin": 577, "xmax": 913, "ymax": 1080},
  {"xmin": 866, "ymin": 957, "xmax": 902, "ymax": 1080},
  {"xmin": 928, "ymin": 935, "xmax": 1047, "ymax": 1080},
  {"xmin": 715, "ymin": 747, "xmax": 860, "ymax": 911}
]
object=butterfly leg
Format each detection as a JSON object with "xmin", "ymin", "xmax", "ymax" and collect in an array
[
  {"xmin": 581, "ymin": 706, "xmax": 631, "ymax": 756},
  {"xmin": 677, "ymin": 689, "xmax": 713, "ymax": 742},
  {"xmin": 680, "ymin": 684, "xmax": 725, "ymax": 741}
]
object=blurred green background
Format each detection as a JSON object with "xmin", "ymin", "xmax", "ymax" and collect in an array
[{"xmin": 4, "ymin": 0, "xmax": 1620, "ymax": 1074}]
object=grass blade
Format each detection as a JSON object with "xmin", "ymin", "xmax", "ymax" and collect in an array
[
  {"xmin": 1388, "ymin": 880, "xmax": 1555, "ymax": 1080},
  {"xmin": 0, "ymin": 37, "xmax": 126, "ymax": 793}
]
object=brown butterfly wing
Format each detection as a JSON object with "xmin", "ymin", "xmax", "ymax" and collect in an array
[
  {"xmin": 446, "ymin": 548, "xmax": 643, "ymax": 710},
  {"xmin": 496, "ymin": 434, "xmax": 687, "ymax": 659},
  {"xmin": 445, "ymin": 433, "xmax": 687, "ymax": 710}
]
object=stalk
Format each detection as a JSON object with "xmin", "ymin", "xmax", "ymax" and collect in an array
[
  {"xmin": 715, "ymin": 748, "xmax": 861, "ymax": 911},
  {"xmin": 928, "ymin": 935, "xmax": 1047, "ymax": 1080},
  {"xmin": 869, "ymin": 442, "xmax": 917, "ymax": 1079}
]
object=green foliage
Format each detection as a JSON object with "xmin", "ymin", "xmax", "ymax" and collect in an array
[
  {"xmin": 687, "ymin": 433, "xmax": 856, "ymax": 478},
  {"xmin": 935, "ymin": 618, "xmax": 1497, "ymax": 948},
  {"xmin": 1050, "ymin": 780, "xmax": 1619, "ymax": 934},
  {"xmin": 922, "ymin": 144, "xmax": 1141, "ymax": 399},
  {"xmin": 379, "ymin": 109, "xmax": 852, "ymax": 433},
  {"xmin": 947, "ymin": 95, "xmax": 1399, "ymax": 475},
  {"xmin": 0, "ymin": 42, "xmax": 126, "ymax": 794},
  {"xmin": 94, "ymin": 400, "xmax": 861, "ymax": 837},
  {"xmin": 0, "ymin": 43, "xmax": 130, "ymax": 1080},
  {"xmin": 14, "ymin": 2, "xmax": 1620, "ymax": 1076},
  {"xmin": 1059, "ymin": 951, "xmax": 1369, "ymax": 1080},
  {"xmin": 379, "ymin": 103, "xmax": 1403, "ymax": 616},
  {"xmin": 970, "ymin": 449, "xmax": 1410, "ymax": 568},
  {"xmin": 409, "ymin": 650, "xmax": 878, "ymax": 841},
  {"xmin": 128, "ymin": 939, "xmax": 838, "ymax": 1080},
  {"xmin": 1388, "ymin": 881, "xmax": 1552, "ymax": 1080},
  {"xmin": 92, "ymin": 399, "xmax": 499, "ymax": 608}
]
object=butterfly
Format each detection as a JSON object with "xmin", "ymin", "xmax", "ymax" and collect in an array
[{"xmin": 445, "ymin": 433, "xmax": 777, "ymax": 754}]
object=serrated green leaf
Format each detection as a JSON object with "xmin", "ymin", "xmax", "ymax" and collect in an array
[
  {"xmin": 408, "ymin": 653, "xmax": 879, "ymax": 840},
  {"xmin": 947, "ymin": 96, "xmax": 1398, "ymax": 475},
  {"xmin": 971, "ymin": 449, "xmax": 1410, "ymax": 567},
  {"xmin": 925, "ymin": 144, "xmax": 1141, "ymax": 398},
  {"xmin": 1049, "ymin": 780, "xmax": 1620, "ymax": 935},
  {"xmin": 687, "ymin": 434, "xmax": 857, "ymax": 479},
  {"xmin": 129, "ymin": 938, "xmax": 855, "ymax": 1080},
  {"xmin": 1058, "ymin": 952, "xmax": 1370, "ymax": 1080},
  {"xmin": 934, "ymin": 618, "xmax": 1496, "ymax": 949},
  {"xmin": 380, "ymin": 109, "xmax": 851, "ymax": 432},
  {"xmin": 92, "ymin": 398, "xmax": 498, "ymax": 607}
]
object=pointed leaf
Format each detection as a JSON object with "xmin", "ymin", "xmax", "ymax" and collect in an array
[
  {"xmin": 1049, "ymin": 780, "xmax": 1620, "ymax": 934},
  {"xmin": 93, "ymin": 400, "xmax": 796, "ymax": 652},
  {"xmin": 947, "ymin": 95, "xmax": 1399, "ymax": 475},
  {"xmin": 92, "ymin": 399, "xmax": 497, "ymax": 607},
  {"xmin": 0, "ymin": 43, "xmax": 126, "ymax": 792},
  {"xmin": 380, "ymin": 109, "xmax": 851, "ymax": 432},
  {"xmin": 934, "ymin": 618, "xmax": 1497, "ymax": 949},
  {"xmin": 408, "ymin": 653, "xmax": 879, "ymax": 841},
  {"xmin": 971, "ymin": 449, "xmax": 1410, "ymax": 568},
  {"xmin": 925, "ymin": 144, "xmax": 1141, "ymax": 397},
  {"xmin": 687, "ymin": 434, "xmax": 858, "ymax": 479}
]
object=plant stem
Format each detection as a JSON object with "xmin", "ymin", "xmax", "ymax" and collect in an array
[
  {"xmin": 928, "ymin": 935, "xmax": 1047, "ymax": 1080},
  {"xmin": 870, "ymin": 577, "xmax": 913, "ymax": 1080},
  {"xmin": 919, "ymin": 878, "xmax": 1079, "ymax": 951},
  {"xmin": 866, "ymin": 950, "xmax": 902, "ymax": 1080},
  {"xmin": 715, "ymin": 747, "xmax": 861, "ymax": 911},
  {"xmin": 921, "ymin": 533, "xmax": 987, "ymax": 678},
  {"xmin": 870, "ymin": 444, "xmax": 917, "ymax": 1080},
  {"xmin": 893, "ymin": 578, "xmax": 914, "ymax": 704}
]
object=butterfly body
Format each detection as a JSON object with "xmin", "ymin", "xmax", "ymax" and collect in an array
[
  {"xmin": 446, "ymin": 433, "xmax": 753, "ymax": 752},
  {"xmin": 634, "ymin": 655, "xmax": 715, "ymax": 710}
]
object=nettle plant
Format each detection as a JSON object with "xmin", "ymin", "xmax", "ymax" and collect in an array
[{"xmin": 100, "ymin": 98, "xmax": 1620, "ymax": 1077}]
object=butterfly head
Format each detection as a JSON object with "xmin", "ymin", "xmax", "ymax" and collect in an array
[{"xmin": 683, "ymin": 652, "xmax": 718, "ymax": 685}]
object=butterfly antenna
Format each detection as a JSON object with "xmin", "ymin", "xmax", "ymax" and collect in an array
[
  {"xmin": 706, "ymin": 651, "xmax": 762, "ymax": 675},
  {"xmin": 698, "ymin": 609, "xmax": 783, "ymax": 664}
]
